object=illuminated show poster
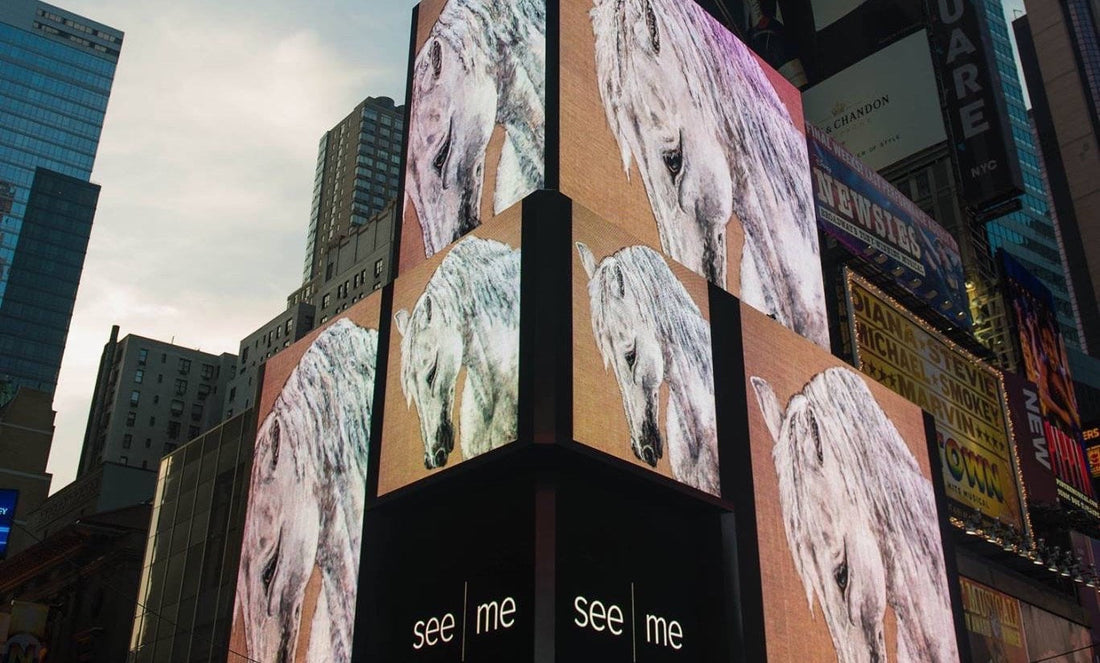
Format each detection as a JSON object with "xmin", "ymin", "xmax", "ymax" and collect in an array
[
  {"xmin": 572, "ymin": 207, "xmax": 719, "ymax": 497},
  {"xmin": 846, "ymin": 273, "xmax": 1025, "ymax": 530},
  {"xmin": 807, "ymin": 122, "xmax": 970, "ymax": 327},
  {"xmin": 743, "ymin": 302, "xmax": 960, "ymax": 662},
  {"xmin": 1001, "ymin": 250, "xmax": 1098, "ymax": 514},
  {"xmin": 959, "ymin": 577, "xmax": 1028, "ymax": 663},
  {"xmin": 561, "ymin": 0, "xmax": 829, "ymax": 350},
  {"xmin": 400, "ymin": 0, "xmax": 545, "ymax": 275},
  {"xmin": 0, "ymin": 489, "xmax": 16, "ymax": 558},
  {"xmin": 380, "ymin": 213, "xmax": 521, "ymax": 495},
  {"xmin": 230, "ymin": 294, "xmax": 381, "ymax": 663},
  {"xmin": 1019, "ymin": 601, "xmax": 1092, "ymax": 663}
]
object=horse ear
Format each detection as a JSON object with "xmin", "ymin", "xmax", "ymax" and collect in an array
[
  {"xmin": 576, "ymin": 242, "xmax": 598, "ymax": 280},
  {"xmin": 394, "ymin": 310, "xmax": 410, "ymax": 336},
  {"xmin": 750, "ymin": 377, "xmax": 783, "ymax": 443},
  {"xmin": 613, "ymin": 263, "xmax": 625, "ymax": 298}
]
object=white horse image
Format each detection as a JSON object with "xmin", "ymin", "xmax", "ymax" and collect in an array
[
  {"xmin": 234, "ymin": 319, "xmax": 377, "ymax": 663},
  {"xmin": 591, "ymin": 0, "xmax": 828, "ymax": 348},
  {"xmin": 405, "ymin": 0, "xmax": 545, "ymax": 257},
  {"xmin": 751, "ymin": 367, "xmax": 958, "ymax": 662},
  {"xmin": 577, "ymin": 242, "xmax": 719, "ymax": 496},
  {"xmin": 394, "ymin": 235, "xmax": 520, "ymax": 468}
]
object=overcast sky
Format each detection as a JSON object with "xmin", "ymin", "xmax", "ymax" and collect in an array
[
  {"xmin": 45, "ymin": 0, "xmax": 1031, "ymax": 491},
  {"xmin": 47, "ymin": 0, "xmax": 419, "ymax": 490}
]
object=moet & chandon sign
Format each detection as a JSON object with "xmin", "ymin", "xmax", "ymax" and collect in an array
[{"xmin": 926, "ymin": 0, "xmax": 1023, "ymax": 209}]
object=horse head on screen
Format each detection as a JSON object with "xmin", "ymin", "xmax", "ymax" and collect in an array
[
  {"xmin": 395, "ymin": 235, "xmax": 521, "ymax": 469},
  {"xmin": 577, "ymin": 242, "xmax": 719, "ymax": 496},
  {"xmin": 591, "ymin": 0, "xmax": 828, "ymax": 347},
  {"xmin": 751, "ymin": 367, "xmax": 957, "ymax": 662},
  {"xmin": 236, "ymin": 318, "xmax": 377, "ymax": 663},
  {"xmin": 405, "ymin": 0, "xmax": 545, "ymax": 258}
]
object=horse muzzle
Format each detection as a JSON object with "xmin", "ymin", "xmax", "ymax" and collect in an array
[
  {"xmin": 633, "ymin": 418, "xmax": 663, "ymax": 467},
  {"xmin": 424, "ymin": 420, "xmax": 455, "ymax": 469}
]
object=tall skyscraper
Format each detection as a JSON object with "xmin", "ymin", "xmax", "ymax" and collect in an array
[
  {"xmin": 0, "ymin": 1, "xmax": 122, "ymax": 400},
  {"xmin": 301, "ymin": 96, "xmax": 404, "ymax": 285}
]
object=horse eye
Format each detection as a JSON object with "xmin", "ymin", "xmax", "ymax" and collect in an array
[
  {"xmin": 662, "ymin": 146, "xmax": 682, "ymax": 179},
  {"xmin": 263, "ymin": 539, "xmax": 281, "ymax": 595},
  {"xmin": 645, "ymin": 0, "xmax": 660, "ymax": 54},
  {"xmin": 433, "ymin": 131, "xmax": 451, "ymax": 175},
  {"xmin": 834, "ymin": 558, "xmax": 849, "ymax": 594},
  {"xmin": 270, "ymin": 419, "xmax": 280, "ymax": 469},
  {"xmin": 625, "ymin": 347, "xmax": 637, "ymax": 371},
  {"xmin": 426, "ymin": 362, "xmax": 438, "ymax": 388}
]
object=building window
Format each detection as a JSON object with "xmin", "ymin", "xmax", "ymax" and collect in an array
[
  {"xmin": 138, "ymin": 349, "xmax": 148, "ymax": 365},
  {"xmin": 145, "ymin": 438, "xmax": 151, "ymax": 448},
  {"xmin": 125, "ymin": 412, "xmax": 136, "ymax": 427},
  {"xmin": 130, "ymin": 390, "xmax": 140, "ymax": 406},
  {"xmin": 122, "ymin": 434, "xmax": 132, "ymax": 449},
  {"xmin": 120, "ymin": 456, "xmax": 128, "ymax": 465},
  {"xmin": 142, "ymin": 460, "xmax": 148, "ymax": 469},
  {"xmin": 149, "ymin": 416, "xmax": 156, "ymax": 426},
  {"xmin": 189, "ymin": 425, "xmax": 200, "ymax": 438},
  {"xmin": 322, "ymin": 293, "xmax": 332, "ymax": 308},
  {"xmin": 157, "ymin": 374, "xmax": 163, "ymax": 384},
  {"xmin": 178, "ymin": 358, "xmax": 191, "ymax": 375},
  {"xmin": 171, "ymin": 400, "xmax": 184, "ymax": 417},
  {"xmin": 201, "ymin": 363, "xmax": 215, "ymax": 380},
  {"xmin": 167, "ymin": 421, "xmax": 181, "ymax": 440},
  {"xmin": 175, "ymin": 379, "xmax": 187, "ymax": 396},
  {"xmin": 198, "ymin": 384, "xmax": 211, "ymax": 401},
  {"xmin": 374, "ymin": 259, "xmax": 384, "ymax": 277},
  {"xmin": 164, "ymin": 442, "xmax": 178, "ymax": 454},
  {"xmin": 161, "ymin": 353, "xmax": 166, "ymax": 364},
  {"xmin": 134, "ymin": 369, "xmax": 143, "ymax": 384},
  {"xmin": 191, "ymin": 403, "xmax": 203, "ymax": 421}
]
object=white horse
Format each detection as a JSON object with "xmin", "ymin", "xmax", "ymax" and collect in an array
[
  {"xmin": 234, "ymin": 318, "xmax": 377, "ymax": 663},
  {"xmin": 394, "ymin": 235, "xmax": 520, "ymax": 468},
  {"xmin": 751, "ymin": 367, "xmax": 959, "ymax": 662},
  {"xmin": 578, "ymin": 242, "xmax": 719, "ymax": 496},
  {"xmin": 405, "ymin": 0, "xmax": 545, "ymax": 257},
  {"xmin": 591, "ymin": 0, "xmax": 828, "ymax": 348}
]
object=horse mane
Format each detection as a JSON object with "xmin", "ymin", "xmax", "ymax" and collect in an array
[
  {"xmin": 589, "ymin": 245, "xmax": 711, "ymax": 380},
  {"xmin": 771, "ymin": 368, "xmax": 950, "ymax": 653}
]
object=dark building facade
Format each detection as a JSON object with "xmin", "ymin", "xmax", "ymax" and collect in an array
[{"xmin": 0, "ymin": 0, "xmax": 122, "ymax": 401}]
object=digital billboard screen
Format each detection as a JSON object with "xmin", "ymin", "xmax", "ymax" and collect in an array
[
  {"xmin": 561, "ymin": 0, "xmax": 829, "ymax": 350},
  {"xmin": 0, "ymin": 489, "xmax": 16, "ymax": 558},
  {"xmin": 1001, "ymin": 250, "xmax": 1097, "ymax": 517},
  {"xmin": 400, "ymin": 0, "xmax": 546, "ymax": 276},
  {"xmin": 572, "ymin": 206, "xmax": 719, "ymax": 497},
  {"xmin": 803, "ymin": 31, "xmax": 947, "ymax": 171},
  {"xmin": 743, "ymin": 301, "xmax": 961, "ymax": 662},
  {"xmin": 230, "ymin": 294, "xmax": 381, "ymax": 663},
  {"xmin": 960, "ymin": 577, "xmax": 1028, "ymax": 662},
  {"xmin": 807, "ymin": 121, "xmax": 970, "ymax": 327},
  {"xmin": 846, "ymin": 273, "xmax": 1025, "ymax": 531},
  {"xmin": 380, "ymin": 212, "xmax": 521, "ymax": 495},
  {"xmin": 1003, "ymin": 370, "xmax": 1060, "ymax": 507}
]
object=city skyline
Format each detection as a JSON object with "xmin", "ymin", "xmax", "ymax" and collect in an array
[{"xmin": 46, "ymin": 0, "xmax": 418, "ymax": 491}]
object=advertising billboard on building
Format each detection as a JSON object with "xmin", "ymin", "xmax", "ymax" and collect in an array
[
  {"xmin": 959, "ymin": 577, "xmax": 1028, "ymax": 662},
  {"xmin": 230, "ymin": 293, "xmax": 382, "ymax": 663},
  {"xmin": 803, "ymin": 30, "xmax": 947, "ymax": 171},
  {"xmin": 380, "ymin": 212, "xmax": 521, "ymax": 495},
  {"xmin": 400, "ymin": 0, "xmax": 546, "ymax": 276},
  {"xmin": 572, "ymin": 206, "xmax": 719, "ymax": 497},
  {"xmin": 561, "ymin": 0, "xmax": 830, "ymax": 350},
  {"xmin": 1001, "ymin": 250, "xmax": 1098, "ymax": 516},
  {"xmin": 1085, "ymin": 422, "xmax": 1100, "ymax": 478},
  {"xmin": 0, "ymin": 489, "xmax": 16, "ymax": 558},
  {"xmin": 743, "ymin": 302, "xmax": 961, "ymax": 662},
  {"xmin": 1003, "ymin": 370, "xmax": 1060, "ymax": 507},
  {"xmin": 807, "ymin": 122, "xmax": 970, "ymax": 327},
  {"xmin": 1019, "ymin": 601, "xmax": 1092, "ymax": 662},
  {"xmin": 846, "ymin": 273, "xmax": 1025, "ymax": 530}
]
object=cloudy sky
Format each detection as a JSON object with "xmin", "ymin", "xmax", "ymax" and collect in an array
[{"xmin": 48, "ymin": 0, "xmax": 419, "ymax": 489}]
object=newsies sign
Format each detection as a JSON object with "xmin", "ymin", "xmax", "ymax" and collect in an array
[{"xmin": 926, "ymin": 0, "xmax": 1023, "ymax": 209}]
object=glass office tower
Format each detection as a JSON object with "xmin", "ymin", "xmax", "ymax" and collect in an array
[{"xmin": 0, "ymin": 1, "xmax": 122, "ymax": 399}]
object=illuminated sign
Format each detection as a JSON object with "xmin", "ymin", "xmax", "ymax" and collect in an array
[
  {"xmin": 230, "ymin": 295, "xmax": 381, "ymax": 663},
  {"xmin": 743, "ymin": 300, "xmax": 961, "ymax": 662},
  {"xmin": 380, "ymin": 215, "xmax": 521, "ymax": 495},
  {"xmin": 0, "ymin": 489, "xmax": 17, "ymax": 558},
  {"xmin": 807, "ymin": 122, "xmax": 970, "ymax": 327},
  {"xmin": 400, "ymin": 0, "xmax": 545, "ymax": 276},
  {"xmin": 959, "ymin": 578, "xmax": 1028, "ymax": 662},
  {"xmin": 561, "ymin": 0, "xmax": 829, "ymax": 350},
  {"xmin": 846, "ymin": 273, "xmax": 1025, "ymax": 529}
]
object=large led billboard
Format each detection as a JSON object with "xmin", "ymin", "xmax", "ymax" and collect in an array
[
  {"xmin": 380, "ymin": 212, "xmax": 521, "ymax": 495},
  {"xmin": 1001, "ymin": 250, "xmax": 1097, "ymax": 516},
  {"xmin": 808, "ymin": 122, "xmax": 971, "ymax": 327},
  {"xmin": 1003, "ymin": 370, "xmax": 1060, "ymax": 507},
  {"xmin": 803, "ymin": 30, "xmax": 947, "ymax": 171},
  {"xmin": 846, "ymin": 273, "xmax": 1026, "ymax": 531},
  {"xmin": 561, "ymin": 0, "xmax": 829, "ymax": 350},
  {"xmin": 572, "ymin": 207, "xmax": 719, "ymax": 497},
  {"xmin": 743, "ymin": 301, "xmax": 961, "ymax": 662},
  {"xmin": 230, "ymin": 294, "xmax": 381, "ymax": 663},
  {"xmin": 0, "ymin": 489, "xmax": 16, "ymax": 558},
  {"xmin": 400, "ymin": 0, "xmax": 546, "ymax": 276},
  {"xmin": 959, "ymin": 578, "xmax": 1028, "ymax": 662}
]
